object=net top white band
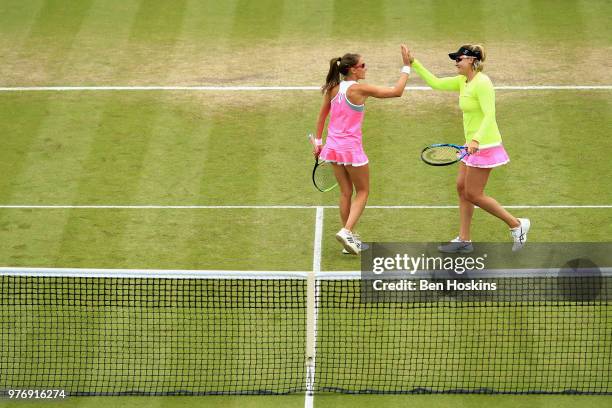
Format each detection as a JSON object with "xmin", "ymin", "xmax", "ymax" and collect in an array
[{"xmin": 1, "ymin": 267, "xmax": 611, "ymax": 279}]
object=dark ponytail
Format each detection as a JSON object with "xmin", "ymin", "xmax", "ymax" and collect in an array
[{"xmin": 321, "ymin": 53, "xmax": 360, "ymax": 94}]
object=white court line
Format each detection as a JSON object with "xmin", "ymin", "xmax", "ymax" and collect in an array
[
  {"xmin": 305, "ymin": 207, "xmax": 324, "ymax": 408},
  {"xmin": 0, "ymin": 204, "xmax": 611, "ymax": 209},
  {"xmin": 312, "ymin": 207, "xmax": 324, "ymax": 274},
  {"xmin": 0, "ymin": 85, "xmax": 611, "ymax": 92}
]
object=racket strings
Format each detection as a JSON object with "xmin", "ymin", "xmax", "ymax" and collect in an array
[
  {"xmin": 314, "ymin": 161, "xmax": 337, "ymax": 191},
  {"xmin": 422, "ymin": 146, "xmax": 463, "ymax": 165}
]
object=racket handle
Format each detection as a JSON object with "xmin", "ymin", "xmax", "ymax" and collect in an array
[
  {"xmin": 308, "ymin": 134, "xmax": 324, "ymax": 147},
  {"xmin": 307, "ymin": 133, "xmax": 316, "ymax": 147}
]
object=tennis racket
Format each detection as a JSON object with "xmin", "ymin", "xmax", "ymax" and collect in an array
[
  {"xmin": 421, "ymin": 143, "xmax": 468, "ymax": 166},
  {"xmin": 308, "ymin": 134, "xmax": 338, "ymax": 192}
]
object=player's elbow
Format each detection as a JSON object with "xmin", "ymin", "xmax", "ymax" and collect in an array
[{"xmin": 385, "ymin": 88, "xmax": 403, "ymax": 98}]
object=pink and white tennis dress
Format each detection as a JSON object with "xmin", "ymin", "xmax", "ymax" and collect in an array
[{"xmin": 319, "ymin": 81, "xmax": 369, "ymax": 166}]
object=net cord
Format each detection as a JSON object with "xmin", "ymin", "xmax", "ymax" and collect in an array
[{"xmin": 1, "ymin": 267, "xmax": 611, "ymax": 279}]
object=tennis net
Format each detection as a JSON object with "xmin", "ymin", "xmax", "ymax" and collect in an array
[{"xmin": 1, "ymin": 268, "xmax": 611, "ymax": 396}]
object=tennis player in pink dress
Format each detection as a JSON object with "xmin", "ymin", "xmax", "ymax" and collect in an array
[{"xmin": 312, "ymin": 46, "xmax": 412, "ymax": 254}]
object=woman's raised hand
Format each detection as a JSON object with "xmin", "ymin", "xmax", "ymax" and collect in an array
[{"xmin": 401, "ymin": 45, "xmax": 414, "ymax": 65}]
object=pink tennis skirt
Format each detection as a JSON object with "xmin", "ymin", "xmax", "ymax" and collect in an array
[
  {"xmin": 461, "ymin": 144, "xmax": 510, "ymax": 168},
  {"xmin": 319, "ymin": 146, "xmax": 369, "ymax": 167}
]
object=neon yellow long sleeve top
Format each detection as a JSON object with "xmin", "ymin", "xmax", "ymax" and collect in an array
[{"xmin": 412, "ymin": 59, "xmax": 502, "ymax": 147}]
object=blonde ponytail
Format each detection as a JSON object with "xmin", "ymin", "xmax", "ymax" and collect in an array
[{"xmin": 466, "ymin": 44, "xmax": 486, "ymax": 72}]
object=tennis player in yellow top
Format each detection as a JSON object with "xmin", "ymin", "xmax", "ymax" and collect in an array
[{"xmin": 409, "ymin": 44, "xmax": 530, "ymax": 252}]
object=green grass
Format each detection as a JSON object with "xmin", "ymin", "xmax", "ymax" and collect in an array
[
  {"xmin": 322, "ymin": 208, "xmax": 612, "ymax": 271},
  {"xmin": 0, "ymin": 1, "xmax": 611, "ymax": 407},
  {"xmin": 316, "ymin": 395, "xmax": 612, "ymax": 408},
  {"xmin": 0, "ymin": 396, "xmax": 304, "ymax": 408},
  {"xmin": 0, "ymin": 208, "xmax": 315, "ymax": 269},
  {"xmin": 0, "ymin": 92, "xmax": 610, "ymax": 269},
  {"xmin": 0, "ymin": 92, "xmax": 611, "ymax": 206},
  {"xmin": 0, "ymin": 1, "xmax": 610, "ymax": 86},
  {"xmin": 2, "ymin": 395, "xmax": 612, "ymax": 408},
  {"xmin": 2, "ymin": 0, "xmax": 610, "ymax": 45}
]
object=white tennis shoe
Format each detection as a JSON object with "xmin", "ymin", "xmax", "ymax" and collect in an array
[
  {"xmin": 342, "ymin": 233, "xmax": 369, "ymax": 254},
  {"xmin": 438, "ymin": 237, "xmax": 474, "ymax": 253},
  {"xmin": 511, "ymin": 218, "xmax": 531, "ymax": 251},
  {"xmin": 336, "ymin": 228, "xmax": 360, "ymax": 255}
]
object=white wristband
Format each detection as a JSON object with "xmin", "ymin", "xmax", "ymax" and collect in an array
[
  {"xmin": 314, "ymin": 138, "xmax": 323, "ymax": 146},
  {"xmin": 401, "ymin": 65, "xmax": 411, "ymax": 74}
]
